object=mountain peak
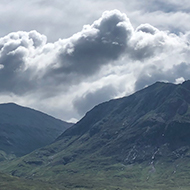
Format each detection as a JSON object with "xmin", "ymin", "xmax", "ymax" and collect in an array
[
  {"xmin": 181, "ymin": 79, "xmax": 190, "ymax": 89},
  {"xmin": 55, "ymin": 80, "xmax": 190, "ymax": 162},
  {"xmin": 0, "ymin": 103, "xmax": 73, "ymax": 157},
  {"xmin": 2, "ymin": 81, "xmax": 190, "ymax": 189}
]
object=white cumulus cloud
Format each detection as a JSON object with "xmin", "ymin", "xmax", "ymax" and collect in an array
[{"xmin": 0, "ymin": 9, "xmax": 190, "ymax": 122}]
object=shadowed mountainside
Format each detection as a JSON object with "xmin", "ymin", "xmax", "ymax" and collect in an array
[
  {"xmin": 2, "ymin": 81, "xmax": 190, "ymax": 189},
  {"xmin": 0, "ymin": 103, "xmax": 73, "ymax": 157}
]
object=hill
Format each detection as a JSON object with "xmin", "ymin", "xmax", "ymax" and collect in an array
[
  {"xmin": 2, "ymin": 81, "xmax": 190, "ymax": 189},
  {"xmin": 0, "ymin": 103, "xmax": 72, "ymax": 157}
]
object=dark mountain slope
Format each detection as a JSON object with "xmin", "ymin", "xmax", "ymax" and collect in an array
[
  {"xmin": 54, "ymin": 81, "xmax": 190, "ymax": 163},
  {"xmin": 0, "ymin": 103, "xmax": 72, "ymax": 157},
  {"xmin": 2, "ymin": 81, "xmax": 190, "ymax": 189}
]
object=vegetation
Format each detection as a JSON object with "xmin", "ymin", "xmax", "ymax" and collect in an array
[
  {"xmin": 1, "ymin": 81, "xmax": 190, "ymax": 189},
  {"xmin": 0, "ymin": 172, "xmax": 61, "ymax": 190}
]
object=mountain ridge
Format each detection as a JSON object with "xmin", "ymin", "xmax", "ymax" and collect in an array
[
  {"xmin": 0, "ymin": 103, "xmax": 73, "ymax": 157},
  {"xmin": 55, "ymin": 81, "xmax": 190, "ymax": 159},
  {"xmin": 2, "ymin": 81, "xmax": 190, "ymax": 189}
]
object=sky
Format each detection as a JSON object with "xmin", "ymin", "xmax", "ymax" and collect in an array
[{"xmin": 0, "ymin": 0, "xmax": 190, "ymax": 122}]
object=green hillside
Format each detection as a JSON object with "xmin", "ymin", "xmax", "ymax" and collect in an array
[{"xmin": 1, "ymin": 81, "xmax": 190, "ymax": 189}]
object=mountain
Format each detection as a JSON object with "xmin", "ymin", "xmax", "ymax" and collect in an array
[
  {"xmin": 2, "ymin": 81, "xmax": 190, "ymax": 190},
  {"xmin": 0, "ymin": 103, "xmax": 73, "ymax": 157}
]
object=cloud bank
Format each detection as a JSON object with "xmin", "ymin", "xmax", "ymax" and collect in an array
[{"xmin": 0, "ymin": 9, "xmax": 190, "ymax": 121}]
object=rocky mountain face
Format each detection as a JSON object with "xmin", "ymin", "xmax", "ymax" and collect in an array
[
  {"xmin": 2, "ymin": 81, "xmax": 190, "ymax": 189},
  {"xmin": 56, "ymin": 80, "xmax": 190, "ymax": 164},
  {"xmin": 0, "ymin": 103, "xmax": 73, "ymax": 157}
]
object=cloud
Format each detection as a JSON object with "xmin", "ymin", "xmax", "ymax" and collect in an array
[
  {"xmin": 136, "ymin": 24, "xmax": 159, "ymax": 35},
  {"xmin": 0, "ymin": 9, "xmax": 190, "ymax": 122},
  {"xmin": 2, "ymin": 0, "xmax": 190, "ymax": 43},
  {"xmin": 141, "ymin": 0, "xmax": 190, "ymax": 13},
  {"xmin": 0, "ymin": 0, "xmax": 90, "ymax": 42},
  {"xmin": 0, "ymin": 10, "xmax": 133, "ymax": 94},
  {"xmin": 52, "ymin": 10, "xmax": 133, "ymax": 77},
  {"xmin": 134, "ymin": 62, "xmax": 190, "ymax": 91},
  {"xmin": 73, "ymin": 85, "xmax": 117, "ymax": 116},
  {"xmin": 127, "ymin": 23, "xmax": 187, "ymax": 61},
  {"xmin": 0, "ymin": 30, "xmax": 47, "ymax": 93}
]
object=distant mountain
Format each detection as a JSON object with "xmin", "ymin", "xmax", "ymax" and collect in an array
[
  {"xmin": 0, "ymin": 103, "xmax": 73, "ymax": 157},
  {"xmin": 2, "ymin": 81, "xmax": 190, "ymax": 190}
]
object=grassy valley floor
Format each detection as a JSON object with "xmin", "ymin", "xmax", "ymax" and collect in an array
[{"xmin": 1, "ymin": 157, "xmax": 190, "ymax": 190}]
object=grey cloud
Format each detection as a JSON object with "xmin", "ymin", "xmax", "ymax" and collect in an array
[
  {"xmin": 0, "ymin": 52, "xmax": 23, "ymax": 92},
  {"xmin": 0, "ymin": 31, "xmax": 47, "ymax": 94},
  {"xmin": 0, "ymin": 10, "xmax": 188, "ymax": 96},
  {"xmin": 73, "ymin": 85, "xmax": 117, "ymax": 116},
  {"xmin": 52, "ymin": 10, "xmax": 133, "ymax": 76},
  {"xmin": 0, "ymin": 10, "xmax": 133, "ymax": 96},
  {"xmin": 135, "ymin": 62, "xmax": 190, "ymax": 91},
  {"xmin": 0, "ymin": 8, "xmax": 190, "ymax": 122},
  {"xmin": 127, "ymin": 23, "xmax": 178, "ymax": 61},
  {"xmin": 28, "ymin": 31, "xmax": 47, "ymax": 48},
  {"xmin": 0, "ymin": 39, "xmax": 26, "ymax": 93},
  {"xmin": 0, "ymin": 1, "xmax": 75, "ymax": 42},
  {"xmin": 126, "ymin": 0, "xmax": 190, "ymax": 14},
  {"xmin": 128, "ymin": 24, "xmax": 165, "ymax": 61},
  {"xmin": 142, "ymin": 0, "xmax": 190, "ymax": 13},
  {"xmin": 1, "ymin": 0, "xmax": 190, "ymax": 43},
  {"xmin": 141, "ymin": 1, "xmax": 178, "ymax": 13},
  {"xmin": 136, "ymin": 24, "xmax": 158, "ymax": 35}
]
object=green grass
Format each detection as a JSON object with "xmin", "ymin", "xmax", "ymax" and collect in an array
[
  {"xmin": 1, "ymin": 136, "xmax": 190, "ymax": 190},
  {"xmin": 0, "ymin": 172, "xmax": 63, "ymax": 190},
  {"xmin": 2, "ymin": 155, "xmax": 190, "ymax": 190}
]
